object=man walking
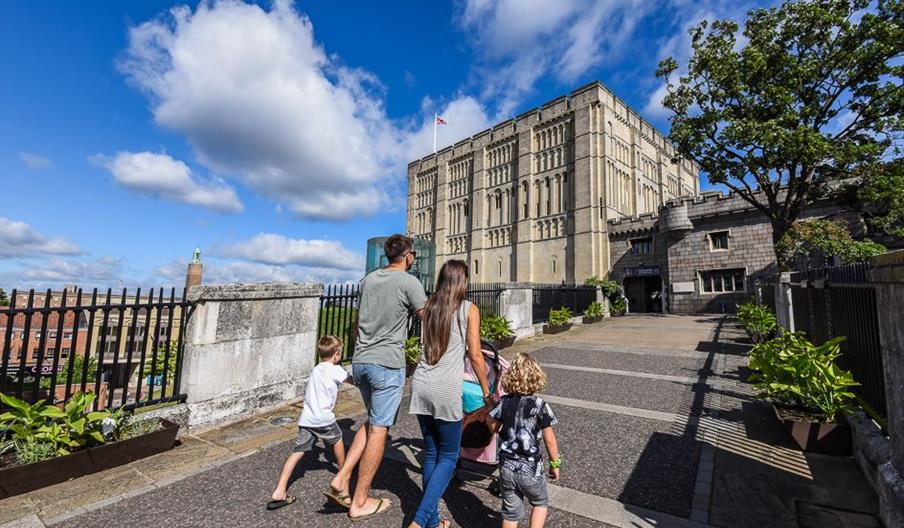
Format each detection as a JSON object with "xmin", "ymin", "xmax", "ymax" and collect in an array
[{"xmin": 328, "ymin": 234, "xmax": 427, "ymax": 521}]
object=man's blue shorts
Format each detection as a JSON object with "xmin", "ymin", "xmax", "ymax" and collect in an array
[{"xmin": 352, "ymin": 363, "xmax": 405, "ymax": 428}]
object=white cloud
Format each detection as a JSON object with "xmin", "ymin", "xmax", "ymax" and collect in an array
[
  {"xmin": 91, "ymin": 151, "xmax": 243, "ymax": 213},
  {"xmin": 119, "ymin": 0, "xmax": 404, "ymax": 221},
  {"xmin": 18, "ymin": 152, "xmax": 54, "ymax": 170},
  {"xmin": 0, "ymin": 218, "xmax": 83, "ymax": 259},
  {"xmin": 458, "ymin": 0, "xmax": 650, "ymax": 117},
  {"xmin": 153, "ymin": 257, "xmax": 361, "ymax": 286},
  {"xmin": 215, "ymin": 233, "xmax": 364, "ymax": 270},
  {"xmin": 18, "ymin": 257, "xmax": 126, "ymax": 285}
]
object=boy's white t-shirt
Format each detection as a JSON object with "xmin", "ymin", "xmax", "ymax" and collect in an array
[{"xmin": 298, "ymin": 362, "xmax": 350, "ymax": 428}]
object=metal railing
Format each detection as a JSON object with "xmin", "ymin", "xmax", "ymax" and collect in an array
[
  {"xmin": 319, "ymin": 282, "xmax": 507, "ymax": 358},
  {"xmin": 1, "ymin": 288, "xmax": 192, "ymax": 412},
  {"xmin": 789, "ymin": 262, "xmax": 886, "ymax": 420},
  {"xmin": 317, "ymin": 284, "xmax": 360, "ymax": 363},
  {"xmin": 532, "ymin": 284, "xmax": 597, "ymax": 324}
]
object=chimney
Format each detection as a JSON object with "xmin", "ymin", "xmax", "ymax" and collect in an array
[{"xmin": 185, "ymin": 247, "xmax": 203, "ymax": 292}]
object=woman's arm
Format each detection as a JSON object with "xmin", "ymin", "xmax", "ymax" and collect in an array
[{"xmin": 466, "ymin": 304, "xmax": 492, "ymax": 400}]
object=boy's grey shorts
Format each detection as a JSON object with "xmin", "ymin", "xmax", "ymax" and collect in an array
[
  {"xmin": 293, "ymin": 423, "xmax": 342, "ymax": 452},
  {"xmin": 499, "ymin": 467, "xmax": 550, "ymax": 521}
]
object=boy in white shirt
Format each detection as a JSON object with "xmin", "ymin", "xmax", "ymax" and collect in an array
[{"xmin": 267, "ymin": 336, "xmax": 353, "ymax": 510}]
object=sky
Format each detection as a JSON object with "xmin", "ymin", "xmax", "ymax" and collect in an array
[{"xmin": 0, "ymin": 0, "xmax": 774, "ymax": 291}]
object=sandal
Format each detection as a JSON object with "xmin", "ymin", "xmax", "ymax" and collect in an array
[
  {"xmin": 429, "ymin": 520, "xmax": 452, "ymax": 528},
  {"xmin": 323, "ymin": 487, "xmax": 352, "ymax": 508},
  {"xmin": 266, "ymin": 495, "xmax": 297, "ymax": 510},
  {"xmin": 348, "ymin": 498, "xmax": 391, "ymax": 522}
]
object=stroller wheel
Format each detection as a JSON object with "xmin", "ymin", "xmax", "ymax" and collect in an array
[{"xmin": 488, "ymin": 479, "xmax": 501, "ymax": 497}]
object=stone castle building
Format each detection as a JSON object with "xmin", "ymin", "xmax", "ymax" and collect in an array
[{"xmin": 406, "ymin": 81, "xmax": 700, "ymax": 284}]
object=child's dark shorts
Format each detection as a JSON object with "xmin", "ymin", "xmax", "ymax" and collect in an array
[
  {"xmin": 499, "ymin": 467, "xmax": 549, "ymax": 521},
  {"xmin": 293, "ymin": 423, "xmax": 342, "ymax": 452}
]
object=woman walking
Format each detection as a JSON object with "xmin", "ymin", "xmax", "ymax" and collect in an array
[{"xmin": 408, "ymin": 260, "xmax": 492, "ymax": 528}]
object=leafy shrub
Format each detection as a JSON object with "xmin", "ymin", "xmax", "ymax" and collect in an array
[
  {"xmin": 747, "ymin": 333, "xmax": 859, "ymax": 422},
  {"xmin": 13, "ymin": 437, "xmax": 56, "ymax": 465},
  {"xmin": 775, "ymin": 218, "xmax": 887, "ymax": 270},
  {"xmin": 404, "ymin": 336, "xmax": 421, "ymax": 365},
  {"xmin": 583, "ymin": 302, "xmax": 604, "ymax": 318},
  {"xmin": 609, "ymin": 296, "xmax": 627, "ymax": 315},
  {"xmin": 585, "ymin": 276, "xmax": 622, "ymax": 299},
  {"xmin": 548, "ymin": 307, "xmax": 573, "ymax": 327},
  {"xmin": 120, "ymin": 417, "xmax": 162, "ymax": 440},
  {"xmin": 480, "ymin": 315, "xmax": 514, "ymax": 342},
  {"xmin": 736, "ymin": 303, "xmax": 778, "ymax": 343}
]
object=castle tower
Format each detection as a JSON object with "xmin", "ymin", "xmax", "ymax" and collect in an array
[{"xmin": 185, "ymin": 247, "xmax": 203, "ymax": 291}]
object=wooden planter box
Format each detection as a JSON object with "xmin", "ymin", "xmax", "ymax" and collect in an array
[
  {"xmin": 543, "ymin": 324, "xmax": 572, "ymax": 335},
  {"xmin": 492, "ymin": 336, "xmax": 516, "ymax": 350},
  {"xmin": 0, "ymin": 419, "xmax": 179, "ymax": 499},
  {"xmin": 582, "ymin": 316, "xmax": 604, "ymax": 324},
  {"xmin": 774, "ymin": 405, "xmax": 852, "ymax": 456}
]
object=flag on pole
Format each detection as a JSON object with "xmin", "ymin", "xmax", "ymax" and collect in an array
[{"xmin": 433, "ymin": 114, "xmax": 448, "ymax": 153}]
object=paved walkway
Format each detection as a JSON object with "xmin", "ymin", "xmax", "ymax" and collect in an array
[{"xmin": 0, "ymin": 315, "xmax": 880, "ymax": 528}]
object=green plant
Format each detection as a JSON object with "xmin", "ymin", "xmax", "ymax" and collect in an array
[
  {"xmin": 775, "ymin": 218, "xmax": 887, "ymax": 270},
  {"xmin": 548, "ymin": 307, "xmax": 573, "ymax": 327},
  {"xmin": 120, "ymin": 416, "xmax": 162, "ymax": 440},
  {"xmin": 748, "ymin": 333, "xmax": 859, "ymax": 422},
  {"xmin": 142, "ymin": 343, "xmax": 178, "ymax": 379},
  {"xmin": 585, "ymin": 276, "xmax": 621, "ymax": 300},
  {"xmin": 65, "ymin": 354, "xmax": 99, "ymax": 385},
  {"xmin": 609, "ymin": 297, "xmax": 627, "ymax": 315},
  {"xmin": 13, "ymin": 437, "xmax": 56, "ymax": 465},
  {"xmin": 583, "ymin": 302, "xmax": 604, "ymax": 318},
  {"xmin": 480, "ymin": 315, "xmax": 514, "ymax": 342},
  {"xmin": 404, "ymin": 336, "xmax": 421, "ymax": 365},
  {"xmin": 736, "ymin": 303, "xmax": 778, "ymax": 343}
]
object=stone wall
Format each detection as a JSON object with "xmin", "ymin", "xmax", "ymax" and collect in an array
[{"xmin": 181, "ymin": 283, "xmax": 322, "ymax": 431}]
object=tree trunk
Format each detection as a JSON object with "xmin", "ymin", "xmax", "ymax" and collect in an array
[{"xmin": 772, "ymin": 218, "xmax": 793, "ymax": 271}]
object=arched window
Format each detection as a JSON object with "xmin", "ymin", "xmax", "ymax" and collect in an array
[
  {"xmin": 474, "ymin": 259, "xmax": 479, "ymax": 275},
  {"xmin": 552, "ymin": 258, "xmax": 557, "ymax": 274}
]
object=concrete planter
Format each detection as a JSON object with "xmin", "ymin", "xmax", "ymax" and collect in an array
[
  {"xmin": 582, "ymin": 316, "xmax": 604, "ymax": 324},
  {"xmin": 774, "ymin": 405, "xmax": 852, "ymax": 456},
  {"xmin": 0, "ymin": 419, "xmax": 179, "ymax": 499},
  {"xmin": 543, "ymin": 324, "xmax": 572, "ymax": 335},
  {"xmin": 491, "ymin": 336, "xmax": 516, "ymax": 350}
]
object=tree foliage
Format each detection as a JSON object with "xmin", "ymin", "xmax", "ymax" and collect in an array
[
  {"xmin": 774, "ymin": 217, "xmax": 886, "ymax": 269},
  {"xmin": 841, "ymin": 158, "xmax": 904, "ymax": 238},
  {"xmin": 657, "ymin": 0, "xmax": 904, "ymax": 247}
]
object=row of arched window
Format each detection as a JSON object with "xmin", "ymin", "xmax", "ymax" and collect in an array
[
  {"xmin": 534, "ymin": 146, "xmax": 569, "ymax": 173},
  {"xmin": 449, "ymin": 159, "xmax": 472, "ymax": 182},
  {"xmin": 487, "ymin": 165, "xmax": 513, "ymax": 188},
  {"xmin": 415, "ymin": 191, "xmax": 433, "ymax": 208},
  {"xmin": 414, "ymin": 208, "xmax": 433, "ymax": 234},
  {"xmin": 447, "ymin": 200, "xmax": 468, "ymax": 235},
  {"xmin": 446, "ymin": 234, "xmax": 469, "ymax": 254},
  {"xmin": 606, "ymin": 160, "xmax": 632, "ymax": 214},
  {"xmin": 533, "ymin": 173, "xmax": 568, "ymax": 218},
  {"xmin": 487, "ymin": 142, "xmax": 515, "ymax": 168},
  {"xmin": 414, "ymin": 171, "xmax": 436, "ymax": 194},
  {"xmin": 640, "ymin": 183, "xmax": 659, "ymax": 214},
  {"xmin": 534, "ymin": 216, "xmax": 566, "ymax": 240},
  {"xmin": 449, "ymin": 179, "xmax": 469, "ymax": 198},
  {"xmin": 535, "ymin": 122, "xmax": 569, "ymax": 151},
  {"xmin": 486, "ymin": 227, "xmax": 511, "ymax": 248},
  {"xmin": 487, "ymin": 189, "xmax": 514, "ymax": 227}
]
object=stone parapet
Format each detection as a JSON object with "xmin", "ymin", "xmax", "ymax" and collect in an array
[{"xmin": 181, "ymin": 283, "xmax": 322, "ymax": 431}]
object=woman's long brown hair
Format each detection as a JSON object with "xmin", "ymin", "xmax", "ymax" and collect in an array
[{"xmin": 423, "ymin": 259, "xmax": 469, "ymax": 365}]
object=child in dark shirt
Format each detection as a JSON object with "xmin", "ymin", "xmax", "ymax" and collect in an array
[{"xmin": 489, "ymin": 353, "xmax": 560, "ymax": 528}]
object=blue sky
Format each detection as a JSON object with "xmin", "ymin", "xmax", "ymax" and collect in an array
[{"xmin": 0, "ymin": 0, "xmax": 770, "ymax": 290}]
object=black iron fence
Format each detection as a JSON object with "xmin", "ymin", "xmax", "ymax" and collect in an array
[
  {"xmin": 1, "ymin": 288, "xmax": 192, "ymax": 412},
  {"xmin": 319, "ymin": 282, "xmax": 507, "ymax": 358},
  {"xmin": 788, "ymin": 262, "xmax": 886, "ymax": 420},
  {"xmin": 317, "ymin": 284, "xmax": 360, "ymax": 362},
  {"xmin": 532, "ymin": 284, "xmax": 597, "ymax": 324}
]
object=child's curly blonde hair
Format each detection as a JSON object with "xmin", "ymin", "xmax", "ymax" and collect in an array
[{"xmin": 501, "ymin": 352, "xmax": 548, "ymax": 395}]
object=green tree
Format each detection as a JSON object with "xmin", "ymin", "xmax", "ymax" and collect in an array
[
  {"xmin": 0, "ymin": 288, "xmax": 9, "ymax": 307},
  {"xmin": 841, "ymin": 158, "xmax": 904, "ymax": 238},
  {"xmin": 657, "ymin": 0, "xmax": 903, "ymax": 250},
  {"xmin": 775, "ymin": 218, "xmax": 886, "ymax": 268},
  {"xmin": 142, "ymin": 342, "xmax": 178, "ymax": 380}
]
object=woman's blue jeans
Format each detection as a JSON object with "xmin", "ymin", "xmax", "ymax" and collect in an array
[{"xmin": 413, "ymin": 415, "xmax": 462, "ymax": 528}]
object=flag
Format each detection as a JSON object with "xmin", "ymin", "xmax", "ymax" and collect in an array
[{"xmin": 436, "ymin": 116, "xmax": 447, "ymax": 126}]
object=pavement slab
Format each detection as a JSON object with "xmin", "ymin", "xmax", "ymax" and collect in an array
[
  {"xmin": 52, "ymin": 437, "xmax": 617, "ymax": 528},
  {"xmin": 129, "ymin": 436, "xmax": 233, "ymax": 482},
  {"xmin": 0, "ymin": 496, "xmax": 37, "ymax": 525},
  {"xmin": 543, "ymin": 368, "xmax": 705, "ymax": 416},
  {"xmin": 28, "ymin": 465, "xmax": 153, "ymax": 519},
  {"xmin": 534, "ymin": 347, "xmax": 711, "ymax": 379}
]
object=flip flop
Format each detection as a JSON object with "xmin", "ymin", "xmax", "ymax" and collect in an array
[
  {"xmin": 429, "ymin": 520, "xmax": 452, "ymax": 528},
  {"xmin": 348, "ymin": 498, "xmax": 391, "ymax": 522},
  {"xmin": 266, "ymin": 495, "xmax": 297, "ymax": 510},
  {"xmin": 323, "ymin": 487, "xmax": 351, "ymax": 508}
]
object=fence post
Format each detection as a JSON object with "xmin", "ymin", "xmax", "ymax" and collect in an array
[
  {"xmin": 498, "ymin": 283, "xmax": 534, "ymax": 339},
  {"xmin": 182, "ymin": 283, "xmax": 323, "ymax": 431},
  {"xmin": 869, "ymin": 250, "xmax": 904, "ymax": 528},
  {"xmin": 774, "ymin": 272, "xmax": 795, "ymax": 332}
]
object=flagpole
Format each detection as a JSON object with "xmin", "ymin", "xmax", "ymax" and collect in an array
[{"xmin": 433, "ymin": 113, "xmax": 437, "ymax": 154}]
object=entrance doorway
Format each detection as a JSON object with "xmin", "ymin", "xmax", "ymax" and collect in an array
[{"xmin": 623, "ymin": 276, "xmax": 664, "ymax": 313}]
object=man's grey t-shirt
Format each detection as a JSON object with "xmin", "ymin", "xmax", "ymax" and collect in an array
[{"xmin": 353, "ymin": 269, "xmax": 428, "ymax": 369}]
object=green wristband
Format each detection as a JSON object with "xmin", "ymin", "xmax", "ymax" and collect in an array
[{"xmin": 548, "ymin": 458, "xmax": 562, "ymax": 469}]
